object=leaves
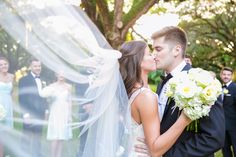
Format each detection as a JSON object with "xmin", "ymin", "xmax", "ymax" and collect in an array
[{"xmin": 178, "ymin": 0, "xmax": 236, "ymax": 73}]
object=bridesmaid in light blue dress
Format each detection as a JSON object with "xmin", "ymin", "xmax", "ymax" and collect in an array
[
  {"xmin": 0, "ymin": 56, "xmax": 14, "ymax": 157},
  {"xmin": 0, "ymin": 81, "xmax": 13, "ymax": 128}
]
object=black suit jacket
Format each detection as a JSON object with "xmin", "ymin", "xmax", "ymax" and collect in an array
[
  {"xmin": 157, "ymin": 64, "xmax": 225, "ymax": 157},
  {"xmin": 18, "ymin": 72, "xmax": 47, "ymax": 119},
  {"xmin": 223, "ymin": 82, "xmax": 236, "ymax": 130}
]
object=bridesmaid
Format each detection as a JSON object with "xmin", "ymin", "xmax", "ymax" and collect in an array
[
  {"xmin": 40, "ymin": 72, "xmax": 72, "ymax": 157},
  {"xmin": 0, "ymin": 56, "xmax": 14, "ymax": 157}
]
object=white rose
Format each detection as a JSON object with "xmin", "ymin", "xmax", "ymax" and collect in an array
[
  {"xmin": 210, "ymin": 79, "xmax": 223, "ymax": 95},
  {"xmin": 184, "ymin": 107, "xmax": 200, "ymax": 120},
  {"xmin": 174, "ymin": 71, "xmax": 189, "ymax": 83},
  {"xmin": 175, "ymin": 81, "xmax": 197, "ymax": 99},
  {"xmin": 195, "ymin": 72, "xmax": 213, "ymax": 87},
  {"xmin": 201, "ymin": 105, "xmax": 211, "ymax": 116},
  {"xmin": 201, "ymin": 85, "xmax": 218, "ymax": 104},
  {"xmin": 174, "ymin": 97, "xmax": 185, "ymax": 109},
  {"xmin": 188, "ymin": 96, "xmax": 202, "ymax": 107}
]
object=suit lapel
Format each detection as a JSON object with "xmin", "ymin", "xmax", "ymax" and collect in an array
[
  {"xmin": 162, "ymin": 98, "xmax": 174, "ymax": 119},
  {"xmin": 227, "ymin": 82, "xmax": 233, "ymax": 91},
  {"xmin": 156, "ymin": 80, "xmax": 163, "ymax": 94},
  {"xmin": 182, "ymin": 63, "xmax": 192, "ymax": 71},
  {"xmin": 27, "ymin": 73, "xmax": 41, "ymax": 95}
]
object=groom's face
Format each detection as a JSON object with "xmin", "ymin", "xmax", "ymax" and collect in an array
[{"xmin": 152, "ymin": 36, "xmax": 175, "ymax": 72}]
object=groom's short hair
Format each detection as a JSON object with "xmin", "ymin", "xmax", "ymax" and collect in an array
[{"xmin": 151, "ymin": 26, "xmax": 187, "ymax": 57}]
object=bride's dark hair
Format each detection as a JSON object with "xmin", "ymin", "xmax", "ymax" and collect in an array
[{"xmin": 118, "ymin": 40, "xmax": 147, "ymax": 97}]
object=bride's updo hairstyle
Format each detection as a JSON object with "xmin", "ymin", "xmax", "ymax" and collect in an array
[{"xmin": 119, "ymin": 40, "xmax": 147, "ymax": 97}]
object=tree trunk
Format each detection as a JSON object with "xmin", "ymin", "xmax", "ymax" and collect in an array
[{"xmin": 81, "ymin": 0, "xmax": 157, "ymax": 49}]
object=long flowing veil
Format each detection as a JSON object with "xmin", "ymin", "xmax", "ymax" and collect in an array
[{"xmin": 0, "ymin": 0, "xmax": 131, "ymax": 156}]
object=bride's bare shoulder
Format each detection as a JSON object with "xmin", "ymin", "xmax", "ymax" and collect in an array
[{"xmin": 134, "ymin": 89, "xmax": 158, "ymax": 107}]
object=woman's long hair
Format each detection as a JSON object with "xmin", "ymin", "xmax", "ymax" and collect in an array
[{"xmin": 119, "ymin": 41, "xmax": 147, "ymax": 97}]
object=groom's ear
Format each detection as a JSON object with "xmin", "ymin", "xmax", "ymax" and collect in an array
[{"xmin": 173, "ymin": 45, "xmax": 182, "ymax": 57}]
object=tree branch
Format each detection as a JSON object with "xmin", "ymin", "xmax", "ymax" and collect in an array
[
  {"xmin": 96, "ymin": 0, "xmax": 112, "ymax": 32},
  {"xmin": 114, "ymin": 0, "xmax": 124, "ymax": 29},
  {"xmin": 121, "ymin": 0, "xmax": 156, "ymax": 38},
  {"xmin": 81, "ymin": 0, "xmax": 97, "ymax": 22},
  {"xmin": 131, "ymin": 27, "xmax": 148, "ymax": 42},
  {"xmin": 200, "ymin": 17, "xmax": 232, "ymax": 42}
]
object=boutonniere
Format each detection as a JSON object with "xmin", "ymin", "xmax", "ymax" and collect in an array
[{"xmin": 223, "ymin": 89, "xmax": 229, "ymax": 94}]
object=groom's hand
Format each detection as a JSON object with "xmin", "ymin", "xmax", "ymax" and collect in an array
[{"xmin": 135, "ymin": 137, "xmax": 151, "ymax": 157}]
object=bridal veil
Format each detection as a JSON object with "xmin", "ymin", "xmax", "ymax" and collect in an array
[{"xmin": 0, "ymin": 0, "xmax": 131, "ymax": 156}]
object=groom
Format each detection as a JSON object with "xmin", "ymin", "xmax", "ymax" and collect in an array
[{"xmin": 137, "ymin": 26, "xmax": 225, "ymax": 157}]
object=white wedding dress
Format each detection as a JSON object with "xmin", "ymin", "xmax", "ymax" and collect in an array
[
  {"xmin": 40, "ymin": 84, "xmax": 72, "ymax": 140},
  {"xmin": 128, "ymin": 87, "xmax": 159, "ymax": 157}
]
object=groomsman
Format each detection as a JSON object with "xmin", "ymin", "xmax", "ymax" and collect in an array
[
  {"xmin": 220, "ymin": 67, "xmax": 236, "ymax": 157},
  {"xmin": 184, "ymin": 54, "xmax": 192, "ymax": 66},
  {"xmin": 18, "ymin": 58, "xmax": 48, "ymax": 157}
]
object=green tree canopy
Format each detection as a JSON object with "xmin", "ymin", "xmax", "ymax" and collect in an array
[{"xmin": 177, "ymin": 0, "xmax": 236, "ymax": 74}]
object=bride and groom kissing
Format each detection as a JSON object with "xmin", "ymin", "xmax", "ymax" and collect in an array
[{"xmin": 119, "ymin": 26, "xmax": 225, "ymax": 157}]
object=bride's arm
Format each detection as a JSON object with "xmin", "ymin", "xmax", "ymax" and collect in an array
[{"xmin": 134, "ymin": 91, "xmax": 191, "ymax": 157}]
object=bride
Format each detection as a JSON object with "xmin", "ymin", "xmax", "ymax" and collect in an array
[
  {"xmin": 0, "ymin": 0, "xmax": 190, "ymax": 157},
  {"xmin": 119, "ymin": 40, "xmax": 191, "ymax": 157}
]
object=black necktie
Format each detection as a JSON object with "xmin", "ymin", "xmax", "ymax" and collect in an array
[{"xmin": 157, "ymin": 73, "xmax": 173, "ymax": 95}]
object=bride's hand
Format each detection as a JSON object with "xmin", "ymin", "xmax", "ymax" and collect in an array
[
  {"xmin": 135, "ymin": 137, "xmax": 151, "ymax": 157},
  {"xmin": 179, "ymin": 111, "xmax": 192, "ymax": 125}
]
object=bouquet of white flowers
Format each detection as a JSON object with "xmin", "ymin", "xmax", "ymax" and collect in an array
[
  {"xmin": 0, "ymin": 104, "xmax": 6, "ymax": 121},
  {"xmin": 166, "ymin": 68, "xmax": 222, "ymax": 121}
]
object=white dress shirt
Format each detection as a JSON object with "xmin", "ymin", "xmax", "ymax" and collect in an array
[
  {"xmin": 225, "ymin": 80, "xmax": 232, "ymax": 87},
  {"xmin": 31, "ymin": 72, "xmax": 42, "ymax": 93},
  {"xmin": 222, "ymin": 80, "xmax": 232, "ymax": 101},
  {"xmin": 158, "ymin": 61, "xmax": 187, "ymax": 120}
]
